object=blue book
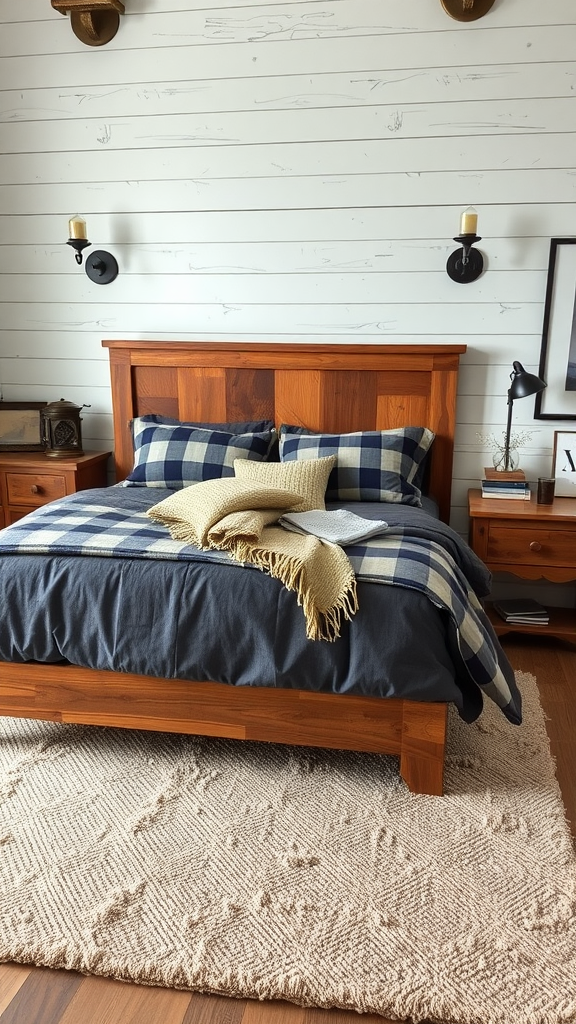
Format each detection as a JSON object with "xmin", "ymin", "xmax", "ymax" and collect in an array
[{"xmin": 481, "ymin": 479, "xmax": 528, "ymax": 489}]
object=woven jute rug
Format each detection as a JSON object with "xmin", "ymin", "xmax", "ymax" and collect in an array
[{"xmin": 1, "ymin": 671, "xmax": 575, "ymax": 1024}]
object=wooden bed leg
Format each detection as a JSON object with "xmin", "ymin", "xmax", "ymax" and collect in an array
[{"xmin": 399, "ymin": 701, "xmax": 447, "ymax": 796}]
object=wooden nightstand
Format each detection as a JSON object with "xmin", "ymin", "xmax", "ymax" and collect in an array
[
  {"xmin": 0, "ymin": 450, "xmax": 111, "ymax": 529},
  {"xmin": 468, "ymin": 488, "xmax": 576, "ymax": 644}
]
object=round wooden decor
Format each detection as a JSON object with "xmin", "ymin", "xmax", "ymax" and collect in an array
[{"xmin": 440, "ymin": 0, "xmax": 495, "ymax": 21}]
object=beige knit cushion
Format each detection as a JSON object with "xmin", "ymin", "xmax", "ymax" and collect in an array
[
  {"xmin": 147, "ymin": 478, "xmax": 302, "ymax": 546},
  {"xmin": 234, "ymin": 455, "xmax": 336, "ymax": 511}
]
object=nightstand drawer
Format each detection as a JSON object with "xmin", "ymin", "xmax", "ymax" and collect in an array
[
  {"xmin": 0, "ymin": 452, "xmax": 111, "ymax": 530},
  {"xmin": 486, "ymin": 526, "xmax": 576, "ymax": 567},
  {"xmin": 6, "ymin": 472, "xmax": 67, "ymax": 507}
]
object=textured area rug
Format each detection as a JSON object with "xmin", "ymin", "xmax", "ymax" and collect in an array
[{"xmin": 1, "ymin": 672, "xmax": 575, "ymax": 1024}]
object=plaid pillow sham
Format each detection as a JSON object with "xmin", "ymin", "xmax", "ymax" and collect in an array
[
  {"xmin": 130, "ymin": 414, "xmax": 275, "ymax": 434},
  {"xmin": 124, "ymin": 419, "xmax": 276, "ymax": 489},
  {"xmin": 278, "ymin": 425, "xmax": 434, "ymax": 505}
]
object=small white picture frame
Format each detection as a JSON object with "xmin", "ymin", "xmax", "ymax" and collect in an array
[{"xmin": 552, "ymin": 431, "xmax": 576, "ymax": 496}]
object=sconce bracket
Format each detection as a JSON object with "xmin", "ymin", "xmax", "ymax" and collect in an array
[
  {"xmin": 447, "ymin": 234, "xmax": 484, "ymax": 284},
  {"xmin": 51, "ymin": 1, "xmax": 124, "ymax": 47},
  {"xmin": 70, "ymin": 10, "xmax": 120, "ymax": 45},
  {"xmin": 66, "ymin": 236, "xmax": 90, "ymax": 264},
  {"xmin": 440, "ymin": 0, "xmax": 495, "ymax": 21},
  {"xmin": 85, "ymin": 250, "xmax": 119, "ymax": 285}
]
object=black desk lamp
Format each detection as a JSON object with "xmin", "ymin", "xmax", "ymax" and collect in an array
[{"xmin": 503, "ymin": 361, "xmax": 547, "ymax": 472}]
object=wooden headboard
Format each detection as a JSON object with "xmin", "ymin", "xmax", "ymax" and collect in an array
[{"xmin": 103, "ymin": 341, "xmax": 466, "ymax": 523}]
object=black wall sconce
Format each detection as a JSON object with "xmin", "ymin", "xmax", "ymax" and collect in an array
[
  {"xmin": 67, "ymin": 216, "xmax": 119, "ymax": 285},
  {"xmin": 446, "ymin": 207, "xmax": 484, "ymax": 284}
]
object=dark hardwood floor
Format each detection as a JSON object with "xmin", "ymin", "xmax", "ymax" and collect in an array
[{"xmin": 1, "ymin": 634, "xmax": 574, "ymax": 1024}]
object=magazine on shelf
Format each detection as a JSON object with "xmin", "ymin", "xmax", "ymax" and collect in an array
[
  {"xmin": 498, "ymin": 613, "xmax": 549, "ymax": 624},
  {"xmin": 492, "ymin": 598, "xmax": 549, "ymax": 624}
]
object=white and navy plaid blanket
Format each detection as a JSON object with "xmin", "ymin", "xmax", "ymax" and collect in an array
[{"xmin": 0, "ymin": 497, "xmax": 518, "ymax": 722}]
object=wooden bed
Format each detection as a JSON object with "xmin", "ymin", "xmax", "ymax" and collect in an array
[{"xmin": 0, "ymin": 340, "xmax": 466, "ymax": 796}]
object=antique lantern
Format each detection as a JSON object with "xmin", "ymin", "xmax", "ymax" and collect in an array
[{"xmin": 42, "ymin": 399, "xmax": 85, "ymax": 458}]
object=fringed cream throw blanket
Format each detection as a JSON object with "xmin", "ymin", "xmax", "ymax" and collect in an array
[{"xmin": 147, "ymin": 478, "xmax": 358, "ymax": 641}]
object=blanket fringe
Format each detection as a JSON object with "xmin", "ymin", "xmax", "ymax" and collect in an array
[
  {"xmin": 218, "ymin": 539, "xmax": 358, "ymax": 642},
  {"xmin": 150, "ymin": 498, "xmax": 359, "ymax": 642}
]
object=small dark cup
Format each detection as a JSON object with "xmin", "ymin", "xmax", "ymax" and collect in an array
[{"xmin": 536, "ymin": 477, "xmax": 555, "ymax": 504}]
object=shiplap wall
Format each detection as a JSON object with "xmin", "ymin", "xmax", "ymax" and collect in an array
[{"xmin": 0, "ymin": 0, "xmax": 575, "ymax": 599}]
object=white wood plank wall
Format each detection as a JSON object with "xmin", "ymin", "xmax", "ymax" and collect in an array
[{"xmin": 0, "ymin": 0, "xmax": 575, "ymax": 601}]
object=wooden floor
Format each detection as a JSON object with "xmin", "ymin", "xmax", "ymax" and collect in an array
[{"xmin": 0, "ymin": 633, "xmax": 574, "ymax": 1024}]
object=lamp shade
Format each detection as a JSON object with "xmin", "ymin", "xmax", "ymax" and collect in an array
[
  {"xmin": 509, "ymin": 361, "xmax": 546, "ymax": 400},
  {"xmin": 500, "ymin": 361, "xmax": 547, "ymax": 474}
]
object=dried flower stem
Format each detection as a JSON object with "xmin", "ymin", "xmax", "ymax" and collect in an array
[{"xmin": 477, "ymin": 429, "xmax": 535, "ymax": 455}]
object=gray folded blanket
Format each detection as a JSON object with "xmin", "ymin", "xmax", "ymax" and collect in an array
[{"xmin": 279, "ymin": 509, "xmax": 388, "ymax": 545}]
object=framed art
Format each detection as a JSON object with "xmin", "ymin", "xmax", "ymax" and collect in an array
[
  {"xmin": 552, "ymin": 431, "xmax": 576, "ymax": 497},
  {"xmin": 0, "ymin": 402, "xmax": 47, "ymax": 451},
  {"xmin": 534, "ymin": 238, "xmax": 576, "ymax": 420}
]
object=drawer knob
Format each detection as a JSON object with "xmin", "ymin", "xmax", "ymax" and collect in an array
[
  {"xmin": 30, "ymin": 484, "xmax": 41, "ymax": 495},
  {"xmin": 529, "ymin": 540, "xmax": 542, "ymax": 552}
]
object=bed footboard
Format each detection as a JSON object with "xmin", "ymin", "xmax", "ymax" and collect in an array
[{"xmin": 0, "ymin": 661, "xmax": 446, "ymax": 795}]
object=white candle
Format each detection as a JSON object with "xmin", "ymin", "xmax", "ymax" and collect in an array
[
  {"xmin": 69, "ymin": 215, "xmax": 87, "ymax": 240},
  {"xmin": 460, "ymin": 208, "xmax": 478, "ymax": 235}
]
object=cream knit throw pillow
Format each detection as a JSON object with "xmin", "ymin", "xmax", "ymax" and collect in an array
[
  {"xmin": 147, "ymin": 475, "xmax": 357, "ymax": 642},
  {"xmin": 233, "ymin": 455, "xmax": 336, "ymax": 511},
  {"xmin": 147, "ymin": 478, "xmax": 302, "ymax": 547}
]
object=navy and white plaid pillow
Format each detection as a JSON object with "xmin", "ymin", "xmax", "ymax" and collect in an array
[
  {"xmin": 130, "ymin": 414, "xmax": 275, "ymax": 433},
  {"xmin": 124, "ymin": 420, "xmax": 276, "ymax": 489},
  {"xmin": 279, "ymin": 426, "xmax": 434, "ymax": 505}
]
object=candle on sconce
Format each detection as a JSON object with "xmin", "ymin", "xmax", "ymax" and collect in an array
[
  {"xmin": 65, "ymin": 214, "xmax": 118, "ymax": 282},
  {"xmin": 69, "ymin": 215, "xmax": 87, "ymax": 240},
  {"xmin": 460, "ymin": 207, "xmax": 478, "ymax": 236}
]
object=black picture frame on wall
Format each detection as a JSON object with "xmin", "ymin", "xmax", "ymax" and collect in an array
[{"xmin": 534, "ymin": 237, "xmax": 576, "ymax": 420}]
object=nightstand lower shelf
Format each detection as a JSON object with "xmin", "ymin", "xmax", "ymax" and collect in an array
[
  {"xmin": 468, "ymin": 489, "xmax": 576, "ymax": 647},
  {"xmin": 486, "ymin": 603, "xmax": 576, "ymax": 644}
]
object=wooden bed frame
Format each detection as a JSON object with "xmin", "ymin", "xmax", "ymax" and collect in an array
[{"xmin": 0, "ymin": 341, "xmax": 466, "ymax": 796}]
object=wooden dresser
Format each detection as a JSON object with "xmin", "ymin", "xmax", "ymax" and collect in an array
[
  {"xmin": 468, "ymin": 488, "xmax": 576, "ymax": 644},
  {"xmin": 0, "ymin": 451, "xmax": 111, "ymax": 529}
]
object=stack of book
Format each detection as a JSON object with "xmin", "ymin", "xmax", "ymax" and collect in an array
[
  {"xmin": 481, "ymin": 468, "xmax": 530, "ymax": 499},
  {"xmin": 492, "ymin": 598, "xmax": 549, "ymax": 626}
]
